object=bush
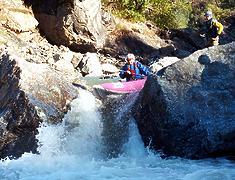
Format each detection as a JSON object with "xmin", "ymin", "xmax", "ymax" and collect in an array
[
  {"xmin": 145, "ymin": 0, "xmax": 192, "ymax": 29},
  {"xmin": 206, "ymin": 3, "xmax": 231, "ymax": 20},
  {"xmin": 102, "ymin": 0, "xmax": 234, "ymax": 29}
]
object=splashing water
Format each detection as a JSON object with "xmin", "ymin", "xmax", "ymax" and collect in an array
[{"xmin": 0, "ymin": 89, "xmax": 234, "ymax": 180}]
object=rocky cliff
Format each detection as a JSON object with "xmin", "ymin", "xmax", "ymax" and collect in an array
[{"xmin": 24, "ymin": 0, "xmax": 106, "ymax": 53}]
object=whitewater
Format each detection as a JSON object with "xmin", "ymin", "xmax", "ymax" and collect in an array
[{"xmin": 0, "ymin": 89, "xmax": 234, "ymax": 180}]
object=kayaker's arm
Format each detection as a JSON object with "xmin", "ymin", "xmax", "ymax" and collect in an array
[
  {"xmin": 136, "ymin": 61, "xmax": 150, "ymax": 76},
  {"xmin": 119, "ymin": 69, "xmax": 132, "ymax": 78},
  {"xmin": 119, "ymin": 65, "xmax": 127, "ymax": 79}
]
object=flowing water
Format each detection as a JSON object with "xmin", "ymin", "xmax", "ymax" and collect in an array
[{"xmin": 0, "ymin": 89, "xmax": 234, "ymax": 180}]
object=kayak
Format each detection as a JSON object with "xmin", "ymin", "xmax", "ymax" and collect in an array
[{"xmin": 93, "ymin": 78, "xmax": 147, "ymax": 99}]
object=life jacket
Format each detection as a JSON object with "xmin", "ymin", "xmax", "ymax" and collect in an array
[
  {"xmin": 206, "ymin": 18, "xmax": 219, "ymax": 39},
  {"xmin": 127, "ymin": 62, "xmax": 138, "ymax": 79}
]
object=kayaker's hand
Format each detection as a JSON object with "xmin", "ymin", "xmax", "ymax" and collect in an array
[
  {"xmin": 200, "ymin": 34, "xmax": 205, "ymax": 38},
  {"xmin": 126, "ymin": 70, "xmax": 131, "ymax": 75},
  {"xmin": 212, "ymin": 36, "xmax": 219, "ymax": 41},
  {"xmin": 125, "ymin": 70, "xmax": 132, "ymax": 77}
]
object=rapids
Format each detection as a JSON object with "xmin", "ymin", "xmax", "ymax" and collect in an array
[{"xmin": 0, "ymin": 89, "xmax": 234, "ymax": 180}]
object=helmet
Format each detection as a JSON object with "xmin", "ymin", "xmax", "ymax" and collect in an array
[
  {"xmin": 126, "ymin": 53, "xmax": 135, "ymax": 61},
  {"xmin": 204, "ymin": 11, "xmax": 212, "ymax": 17}
]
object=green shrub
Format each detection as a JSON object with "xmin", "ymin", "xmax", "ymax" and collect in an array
[
  {"xmin": 102, "ymin": 0, "xmax": 234, "ymax": 29},
  {"xmin": 145, "ymin": 0, "xmax": 192, "ymax": 29},
  {"xmin": 206, "ymin": 3, "xmax": 231, "ymax": 20}
]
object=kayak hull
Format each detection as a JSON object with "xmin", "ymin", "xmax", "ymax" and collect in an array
[{"xmin": 93, "ymin": 78, "xmax": 147, "ymax": 99}]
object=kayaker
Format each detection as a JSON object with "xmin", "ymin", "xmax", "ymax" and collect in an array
[
  {"xmin": 201, "ymin": 10, "xmax": 223, "ymax": 47},
  {"xmin": 119, "ymin": 53, "xmax": 150, "ymax": 82}
]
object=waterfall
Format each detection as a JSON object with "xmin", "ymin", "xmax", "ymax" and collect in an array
[
  {"xmin": 61, "ymin": 89, "xmax": 103, "ymax": 159},
  {"xmin": 0, "ymin": 89, "xmax": 234, "ymax": 180},
  {"xmin": 122, "ymin": 118, "xmax": 147, "ymax": 158}
]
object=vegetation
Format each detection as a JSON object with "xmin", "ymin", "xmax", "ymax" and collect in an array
[{"xmin": 101, "ymin": 0, "xmax": 234, "ymax": 29}]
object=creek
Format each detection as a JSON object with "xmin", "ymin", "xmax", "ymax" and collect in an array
[{"xmin": 0, "ymin": 89, "xmax": 234, "ymax": 180}]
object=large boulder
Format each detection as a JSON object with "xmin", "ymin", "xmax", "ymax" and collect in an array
[
  {"xmin": 15, "ymin": 53, "xmax": 78, "ymax": 123},
  {"xmin": 26, "ymin": 0, "xmax": 106, "ymax": 53},
  {"xmin": 135, "ymin": 42, "xmax": 235, "ymax": 159},
  {"xmin": 0, "ymin": 0, "xmax": 38, "ymax": 33},
  {"xmin": 0, "ymin": 53, "xmax": 40, "ymax": 159},
  {"xmin": 0, "ymin": 47, "xmax": 80, "ymax": 158}
]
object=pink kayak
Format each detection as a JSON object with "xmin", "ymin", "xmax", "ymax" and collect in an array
[{"xmin": 93, "ymin": 78, "xmax": 147, "ymax": 99}]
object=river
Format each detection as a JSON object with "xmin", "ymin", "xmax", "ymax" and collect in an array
[{"xmin": 0, "ymin": 90, "xmax": 234, "ymax": 180}]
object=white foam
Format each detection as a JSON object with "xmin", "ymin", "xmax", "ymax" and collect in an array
[{"xmin": 0, "ymin": 89, "xmax": 234, "ymax": 180}]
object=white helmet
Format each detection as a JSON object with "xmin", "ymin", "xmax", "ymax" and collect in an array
[
  {"xmin": 126, "ymin": 53, "xmax": 135, "ymax": 61},
  {"xmin": 204, "ymin": 11, "xmax": 212, "ymax": 17}
]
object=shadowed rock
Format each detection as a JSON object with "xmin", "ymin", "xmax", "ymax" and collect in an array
[
  {"xmin": 135, "ymin": 42, "xmax": 235, "ymax": 159},
  {"xmin": 0, "ymin": 53, "xmax": 41, "ymax": 159},
  {"xmin": 23, "ymin": 0, "xmax": 106, "ymax": 53}
]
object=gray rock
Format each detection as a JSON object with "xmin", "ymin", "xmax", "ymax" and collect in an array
[
  {"xmin": 0, "ymin": 0, "xmax": 38, "ymax": 32},
  {"xmin": 78, "ymin": 52, "xmax": 103, "ymax": 76},
  {"xmin": 0, "ymin": 53, "xmax": 41, "ymax": 159},
  {"xmin": 32, "ymin": 0, "xmax": 106, "ymax": 53},
  {"xmin": 16, "ymin": 55, "xmax": 78, "ymax": 123},
  {"xmin": 135, "ymin": 42, "xmax": 235, "ymax": 159}
]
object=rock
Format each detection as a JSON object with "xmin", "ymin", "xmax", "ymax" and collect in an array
[
  {"xmin": 54, "ymin": 50, "xmax": 78, "ymax": 77},
  {"xmin": 0, "ymin": 53, "xmax": 41, "ymax": 159},
  {"xmin": 0, "ymin": 0, "xmax": 38, "ymax": 32},
  {"xmin": 159, "ymin": 45, "xmax": 175, "ymax": 56},
  {"xmin": 102, "ymin": 11, "xmax": 115, "ymax": 26},
  {"xmin": 102, "ymin": 19, "xmax": 166, "ymax": 57},
  {"xmin": 170, "ymin": 28, "xmax": 205, "ymax": 50},
  {"xmin": 135, "ymin": 42, "xmax": 235, "ymax": 159},
  {"xmin": 78, "ymin": 52, "xmax": 103, "ymax": 77},
  {"xmin": 101, "ymin": 63, "xmax": 119, "ymax": 74},
  {"xmin": 174, "ymin": 49, "xmax": 191, "ymax": 58},
  {"xmin": 150, "ymin": 57, "xmax": 181, "ymax": 74},
  {"xmin": 15, "ymin": 55, "xmax": 78, "ymax": 123},
  {"xmin": 71, "ymin": 53, "xmax": 83, "ymax": 69},
  {"xmin": 54, "ymin": 58, "xmax": 77, "ymax": 77},
  {"xmin": 31, "ymin": 0, "xmax": 106, "ymax": 53},
  {"xmin": 100, "ymin": 94, "xmax": 134, "ymax": 158}
]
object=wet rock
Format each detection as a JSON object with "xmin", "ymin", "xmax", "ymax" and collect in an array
[
  {"xmin": 15, "ymin": 54, "xmax": 79, "ymax": 123},
  {"xmin": 135, "ymin": 42, "xmax": 235, "ymax": 159},
  {"xmin": 0, "ymin": 53, "xmax": 41, "ymax": 159},
  {"xmin": 100, "ymin": 94, "xmax": 136, "ymax": 158}
]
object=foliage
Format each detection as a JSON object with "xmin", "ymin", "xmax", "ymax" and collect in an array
[
  {"xmin": 220, "ymin": 0, "xmax": 235, "ymax": 8},
  {"xmin": 101, "ymin": 0, "xmax": 147, "ymax": 22},
  {"xmin": 145, "ymin": 0, "xmax": 192, "ymax": 29},
  {"xmin": 206, "ymin": 3, "xmax": 231, "ymax": 20},
  {"xmin": 102, "ymin": 0, "xmax": 234, "ymax": 29}
]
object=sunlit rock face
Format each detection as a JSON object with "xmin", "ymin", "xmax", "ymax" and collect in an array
[
  {"xmin": 25, "ymin": 0, "xmax": 106, "ymax": 53},
  {"xmin": 0, "ymin": 53, "xmax": 41, "ymax": 159},
  {"xmin": 135, "ymin": 42, "xmax": 235, "ymax": 159},
  {"xmin": 0, "ymin": 48, "xmax": 80, "ymax": 159},
  {"xmin": 13, "ymin": 53, "xmax": 78, "ymax": 123},
  {"xmin": 0, "ymin": 0, "xmax": 38, "ymax": 33}
]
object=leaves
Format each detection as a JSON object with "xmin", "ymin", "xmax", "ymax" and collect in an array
[{"xmin": 102, "ymin": 0, "xmax": 234, "ymax": 29}]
